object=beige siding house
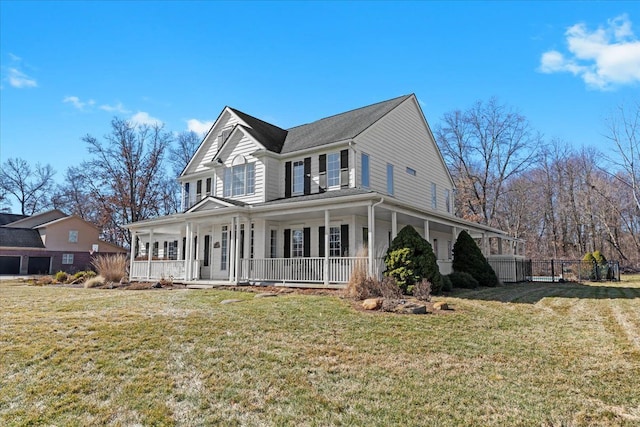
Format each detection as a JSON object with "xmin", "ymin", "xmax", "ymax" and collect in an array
[
  {"xmin": 0, "ymin": 210, "xmax": 125, "ymax": 275},
  {"xmin": 126, "ymin": 94, "xmax": 524, "ymax": 285}
]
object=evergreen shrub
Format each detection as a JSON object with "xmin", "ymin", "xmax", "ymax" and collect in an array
[{"xmin": 451, "ymin": 230, "xmax": 499, "ymax": 287}]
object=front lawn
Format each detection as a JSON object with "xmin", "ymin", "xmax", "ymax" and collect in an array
[{"xmin": 1, "ymin": 277, "xmax": 639, "ymax": 426}]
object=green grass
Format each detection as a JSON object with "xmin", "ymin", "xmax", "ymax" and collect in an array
[{"xmin": 2, "ymin": 277, "xmax": 640, "ymax": 426}]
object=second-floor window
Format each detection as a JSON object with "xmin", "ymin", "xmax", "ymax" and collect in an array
[
  {"xmin": 431, "ymin": 183, "xmax": 437, "ymax": 209},
  {"xmin": 327, "ymin": 153, "xmax": 340, "ymax": 187},
  {"xmin": 361, "ymin": 153, "xmax": 370, "ymax": 188},
  {"xmin": 292, "ymin": 161, "xmax": 304, "ymax": 195},
  {"xmin": 69, "ymin": 230, "xmax": 78, "ymax": 243},
  {"xmin": 387, "ymin": 164, "xmax": 394, "ymax": 195},
  {"xmin": 223, "ymin": 160, "xmax": 255, "ymax": 197},
  {"xmin": 445, "ymin": 189, "xmax": 451, "ymax": 213}
]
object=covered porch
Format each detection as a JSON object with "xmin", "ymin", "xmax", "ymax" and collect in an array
[{"xmin": 127, "ymin": 192, "xmax": 524, "ymax": 286}]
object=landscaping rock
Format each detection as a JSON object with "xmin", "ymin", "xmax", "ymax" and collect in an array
[
  {"xmin": 393, "ymin": 301, "xmax": 427, "ymax": 314},
  {"xmin": 220, "ymin": 299, "xmax": 243, "ymax": 304},
  {"xmin": 362, "ymin": 298, "xmax": 382, "ymax": 310},
  {"xmin": 432, "ymin": 301, "xmax": 449, "ymax": 310},
  {"xmin": 254, "ymin": 292, "xmax": 278, "ymax": 298}
]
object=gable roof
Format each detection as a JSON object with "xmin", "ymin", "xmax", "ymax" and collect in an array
[
  {"xmin": 3, "ymin": 209, "xmax": 67, "ymax": 229},
  {"xmin": 280, "ymin": 94, "xmax": 411, "ymax": 154},
  {"xmin": 0, "ymin": 213, "xmax": 27, "ymax": 226},
  {"xmin": 0, "ymin": 227, "xmax": 45, "ymax": 248},
  {"xmin": 221, "ymin": 94, "xmax": 412, "ymax": 156},
  {"xmin": 228, "ymin": 108, "xmax": 288, "ymax": 153}
]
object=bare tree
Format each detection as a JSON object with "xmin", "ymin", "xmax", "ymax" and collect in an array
[
  {"xmin": 170, "ymin": 131, "xmax": 202, "ymax": 177},
  {"xmin": 0, "ymin": 157, "xmax": 55, "ymax": 215},
  {"xmin": 435, "ymin": 98, "xmax": 542, "ymax": 227},
  {"xmin": 604, "ymin": 101, "xmax": 640, "ymax": 212},
  {"xmin": 51, "ymin": 166, "xmax": 98, "ymax": 222},
  {"xmin": 81, "ymin": 117, "xmax": 174, "ymax": 246}
]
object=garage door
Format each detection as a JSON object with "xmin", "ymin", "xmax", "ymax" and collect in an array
[
  {"xmin": 0, "ymin": 256, "xmax": 21, "ymax": 275},
  {"xmin": 28, "ymin": 257, "xmax": 51, "ymax": 274}
]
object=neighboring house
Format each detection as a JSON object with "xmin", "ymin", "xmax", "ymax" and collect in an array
[
  {"xmin": 126, "ymin": 94, "xmax": 524, "ymax": 285},
  {"xmin": 0, "ymin": 209, "xmax": 126, "ymax": 275}
]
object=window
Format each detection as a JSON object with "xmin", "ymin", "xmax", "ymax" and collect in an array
[
  {"xmin": 68, "ymin": 230, "xmax": 78, "ymax": 243},
  {"xmin": 223, "ymin": 162, "xmax": 255, "ymax": 197},
  {"xmin": 387, "ymin": 164, "xmax": 394, "ymax": 195},
  {"xmin": 431, "ymin": 183, "xmax": 437, "ymax": 209},
  {"xmin": 362, "ymin": 227, "xmax": 369, "ymax": 249},
  {"xmin": 206, "ymin": 177, "xmax": 212, "ymax": 196},
  {"xmin": 62, "ymin": 253, "xmax": 74, "ymax": 264},
  {"xmin": 270, "ymin": 229, "xmax": 277, "ymax": 258},
  {"xmin": 153, "ymin": 242, "xmax": 159, "ymax": 257},
  {"xmin": 445, "ymin": 189, "xmax": 451, "ymax": 213},
  {"xmin": 361, "ymin": 153, "xmax": 370, "ymax": 188},
  {"xmin": 433, "ymin": 238, "xmax": 439, "ymax": 259},
  {"xmin": 168, "ymin": 240, "xmax": 178, "ymax": 260},
  {"xmin": 406, "ymin": 167, "xmax": 416, "ymax": 176},
  {"xmin": 196, "ymin": 179, "xmax": 202, "ymax": 200},
  {"xmin": 183, "ymin": 183, "xmax": 190, "ymax": 209},
  {"xmin": 329, "ymin": 226, "xmax": 341, "ymax": 257},
  {"xmin": 221, "ymin": 226, "xmax": 228, "ymax": 270},
  {"xmin": 292, "ymin": 161, "xmax": 304, "ymax": 195},
  {"xmin": 292, "ymin": 229, "xmax": 304, "ymax": 257},
  {"xmin": 327, "ymin": 153, "xmax": 340, "ymax": 187},
  {"xmin": 447, "ymin": 240, "xmax": 453, "ymax": 260}
]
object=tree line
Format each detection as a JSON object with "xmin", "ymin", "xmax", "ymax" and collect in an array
[{"xmin": 1, "ymin": 99, "xmax": 638, "ymax": 266}]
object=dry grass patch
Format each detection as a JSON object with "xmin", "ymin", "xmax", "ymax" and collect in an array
[{"xmin": 1, "ymin": 278, "xmax": 639, "ymax": 425}]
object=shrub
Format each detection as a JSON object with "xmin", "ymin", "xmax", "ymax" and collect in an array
[
  {"xmin": 379, "ymin": 276, "xmax": 402, "ymax": 299},
  {"xmin": 384, "ymin": 225, "xmax": 443, "ymax": 294},
  {"xmin": 91, "ymin": 254, "xmax": 127, "ymax": 283},
  {"xmin": 413, "ymin": 279, "xmax": 432, "ymax": 301},
  {"xmin": 441, "ymin": 275, "xmax": 453, "ymax": 292},
  {"xmin": 452, "ymin": 230, "xmax": 499, "ymax": 287},
  {"xmin": 84, "ymin": 275, "xmax": 105, "ymax": 288},
  {"xmin": 54, "ymin": 271, "xmax": 68, "ymax": 283},
  {"xmin": 447, "ymin": 271, "xmax": 479, "ymax": 289},
  {"xmin": 35, "ymin": 276, "xmax": 54, "ymax": 286}
]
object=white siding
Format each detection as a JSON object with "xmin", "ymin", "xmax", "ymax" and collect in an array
[
  {"xmin": 263, "ymin": 157, "xmax": 281, "ymax": 201},
  {"xmin": 355, "ymin": 98, "xmax": 454, "ymax": 213},
  {"xmin": 216, "ymin": 132, "xmax": 265, "ymax": 204}
]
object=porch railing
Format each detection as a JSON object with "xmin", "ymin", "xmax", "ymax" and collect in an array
[
  {"xmin": 240, "ymin": 257, "xmax": 369, "ymax": 283},
  {"xmin": 131, "ymin": 260, "xmax": 187, "ymax": 280}
]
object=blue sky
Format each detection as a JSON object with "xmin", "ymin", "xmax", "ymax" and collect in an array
[{"xmin": 2, "ymin": 1, "xmax": 639, "ymax": 205}]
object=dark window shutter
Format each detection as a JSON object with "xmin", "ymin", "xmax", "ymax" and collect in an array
[
  {"xmin": 340, "ymin": 149, "xmax": 349, "ymax": 188},
  {"xmin": 304, "ymin": 157, "xmax": 311, "ymax": 195},
  {"xmin": 182, "ymin": 237, "xmax": 186, "ymax": 260},
  {"xmin": 284, "ymin": 229, "xmax": 291, "ymax": 258},
  {"xmin": 318, "ymin": 226, "xmax": 325, "ymax": 257},
  {"xmin": 204, "ymin": 235, "xmax": 210, "ymax": 267},
  {"xmin": 303, "ymin": 227, "xmax": 311, "ymax": 257},
  {"xmin": 285, "ymin": 161, "xmax": 292, "ymax": 198},
  {"xmin": 341, "ymin": 224, "xmax": 349, "ymax": 257},
  {"xmin": 319, "ymin": 154, "xmax": 326, "ymax": 193}
]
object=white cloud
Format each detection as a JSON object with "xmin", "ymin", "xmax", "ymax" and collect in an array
[
  {"xmin": 129, "ymin": 111, "xmax": 163, "ymax": 127},
  {"xmin": 539, "ymin": 14, "xmax": 640, "ymax": 90},
  {"xmin": 100, "ymin": 102, "xmax": 130, "ymax": 114},
  {"xmin": 186, "ymin": 118, "xmax": 214, "ymax": 134},
  {"xmin": 7, "ymin": 67, "xmax": 37, "ymax": 88},
  {"xmin": 62, "ymin": 96, "xmax": 95, "ymax": 110}
]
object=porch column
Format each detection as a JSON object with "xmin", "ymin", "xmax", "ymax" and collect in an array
[
  {"xmin": 234, "ymin": 217, "xmax": 241, "ymax": 284},
  {"xmin": 324, "ymin": 210, "xmax": 330, "ymax": 285},
  {"xmin": 129, "ymin": 231, "xmax": 137, "ymax": 280},
  {"xmin": 185, "ymin": 222, "xmax": 192, "ymax": 280},
  {"xmin": 391, "ymin": 211, "xmax": 397, "ymax": 240},
  {"xmin": 367, "ymin": 203, "xmax": 375, "ymax": 277},
  {"xmin": 229, "ymin": 217, "xmax": 237, "ymax": 282},
  {"xmin": 195, "ymin": 224, "xmax": 201, "ymax": 280},
  {"xmin": 147, "ymin": 229, "xmax": 154, "ymax": 280},
  {"xmin": 423, "ymin": 220, "xmax": 430, "ymax": 242}
]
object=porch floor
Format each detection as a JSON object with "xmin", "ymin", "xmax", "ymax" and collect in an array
[{"xmin": 179, "ymin": 280, "xmax": 346, "ymax": 290}]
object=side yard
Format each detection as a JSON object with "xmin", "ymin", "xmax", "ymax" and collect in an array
[{"xmin": 1, "ymin": 277, "xmax": 639, "ymax": 426}]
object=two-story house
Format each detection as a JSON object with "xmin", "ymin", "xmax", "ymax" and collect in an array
[{"xmin": 126, "ymin": 94, "xmax": 524, "ymax": 285}]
